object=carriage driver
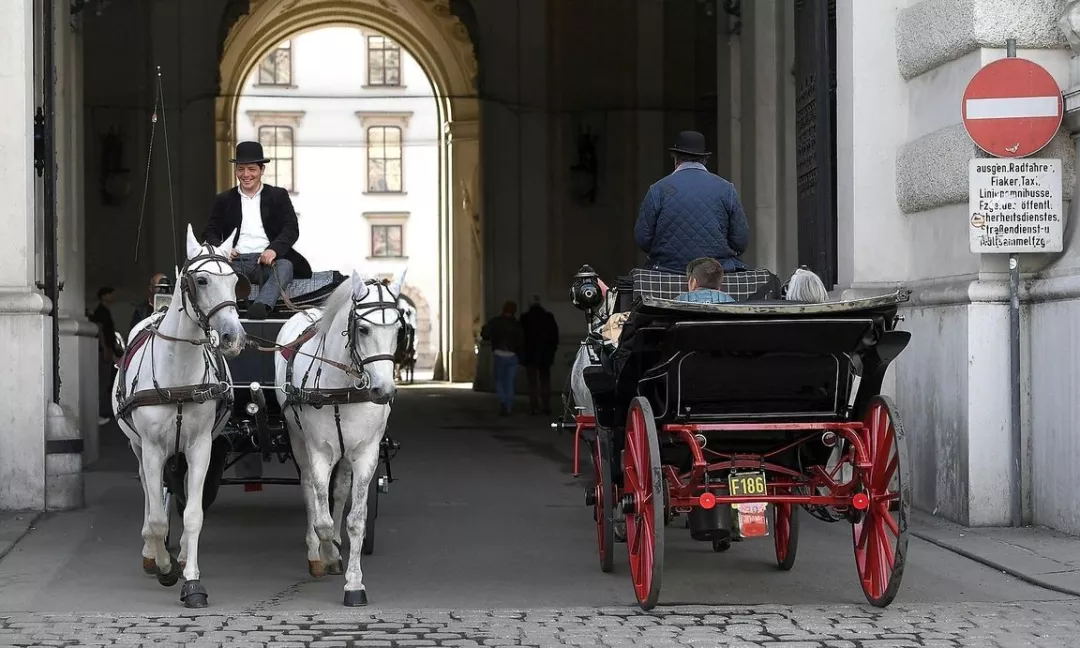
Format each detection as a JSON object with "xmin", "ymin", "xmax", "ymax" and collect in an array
[
  {"xmin": 203, "ymin": 141, "xmax": 313, "ymax": 320},
  {"xmin": 634, "ymin": 131, "xmax": 750, "ymax": 274}
]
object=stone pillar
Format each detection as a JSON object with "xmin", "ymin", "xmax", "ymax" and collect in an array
[
  {"xmin": 0, "ymin": 0, "xmax": 50, "ymax": 510},
  {"xmin": 446, "ymin": 118, "xmax": 481, "ymax": 383},
  {"xmin": 745, "ymin": 0, "xmax": 781, "ymax": 272}
]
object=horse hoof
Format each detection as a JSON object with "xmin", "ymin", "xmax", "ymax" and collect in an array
[
  {"xmin": 142, "ymin": 557, "xmax": 156, "ymax": 575},
  {"xmin": 308, "ymin": 560, "xmax": 326, "ymax": 578},
  {"xmin": 343, "ymin": 589, "xmax": 368, "ymax": 607},
  {"xmin": 326, "ymin": 560, "xmax": 343, "ymax": 575},
  {"xmin": 181, "ymin": 579, "xmax": 208, "ymax": 609},
  {"xmin": 156, "ymin": 558, "xmax": 183, "ymax": 587}
]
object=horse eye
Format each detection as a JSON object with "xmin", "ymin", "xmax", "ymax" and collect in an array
[
  {"xmin": 196, "ymin": 277, "xmax": 208, "ymax": 286},
  {"xmin": 357, "ymin": 325, "xmax": 371, "ymax": 336}
]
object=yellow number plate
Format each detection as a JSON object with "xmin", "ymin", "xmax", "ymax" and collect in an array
[{"xmin": 728, "ymin": 471, "xmax": 767, "ymax": 498}]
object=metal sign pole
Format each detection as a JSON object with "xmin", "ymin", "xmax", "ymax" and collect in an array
[{"xmin": 1005, "ymin": 37, "xmax": 1023, "ymax": 528}]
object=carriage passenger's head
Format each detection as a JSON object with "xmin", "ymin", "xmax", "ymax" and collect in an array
[{"xmin": 685, "ymin": 257, "xmax": 724, "ymax": 292}]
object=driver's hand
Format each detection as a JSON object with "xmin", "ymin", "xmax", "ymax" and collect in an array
[
  {"xmin": 258, "ymin": 249, "xmax": 277, "ymax": 265},
  {"xmin": 229, "ymin": 249, "xmax": 238, "ymax": 260}
]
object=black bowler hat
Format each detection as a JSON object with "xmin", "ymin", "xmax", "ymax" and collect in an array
[
  {"xmin": 230, "ymin": 141, "xmax": 271, "ymax": 165},
  {"xmin": 669, "ymin": 130, "xmax": 710, "ymax": 156}
]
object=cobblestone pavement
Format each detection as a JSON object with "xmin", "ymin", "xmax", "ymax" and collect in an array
[{"xmin": 2, "ymin": 601, "xmax": 1079, "ymax": 647}]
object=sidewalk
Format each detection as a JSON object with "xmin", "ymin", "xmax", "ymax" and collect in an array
[
  {"xmin": 0, "ymin": 510, "xmax": 42, "ymax": 562},
  {"xmin": 909, "ymin": 509, "xmax": 1080, "ymax": 596}
]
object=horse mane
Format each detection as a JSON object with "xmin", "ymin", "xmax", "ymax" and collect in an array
[
  {"xmin": 316, "ymin": 278, "xmax": 359, "ymax": 338},
  {"xmin": 786, "ymin": 267, "xmax": 829, "ymax": 303}
]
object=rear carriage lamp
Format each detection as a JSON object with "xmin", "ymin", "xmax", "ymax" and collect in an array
[{"xmin": 698, "ymin": 492, "xmax": 717, "ymax": 509}]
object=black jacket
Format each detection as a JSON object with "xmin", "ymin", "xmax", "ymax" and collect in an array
[{"xmin": 203, "ymin": 184, "xmax": 313, "ymax": 279}]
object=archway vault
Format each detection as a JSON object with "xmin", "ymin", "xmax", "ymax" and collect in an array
[{"xmin": 216, "ymin": 0, "xmax": 483, "ymax": 382}]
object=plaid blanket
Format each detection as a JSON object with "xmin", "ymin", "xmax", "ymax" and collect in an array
[
  {"xmin": 630, "ymin": 267, "xmax": 781, "ymax": 302},
  {"xmin": 248, "ymin": 270, "xmax": 344, "ymax": 305}
]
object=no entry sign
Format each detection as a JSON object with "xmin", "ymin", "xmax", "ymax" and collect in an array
[{"xmin": 961, "ymin": 57, "xmax": 1063, "ymax": 158}]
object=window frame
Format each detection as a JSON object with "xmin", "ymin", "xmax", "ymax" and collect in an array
[
  {"xmin": 257, "ymin": 40, "xmax": 293, "ymax": 87},
  {"xmin": 366, "ymin": 34, "xmax": 403, "ymax": 87}
]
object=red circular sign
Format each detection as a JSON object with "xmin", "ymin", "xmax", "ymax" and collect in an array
[{"xmin": 961, "ymin": 57, "xmax": 1063, "ymax": 158}]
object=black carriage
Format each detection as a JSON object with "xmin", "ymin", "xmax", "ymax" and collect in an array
[
  {"xmin": 562, "ymin": 265, "xmax": 912, "ymax": 610},
  {"xmin": 160, "ymin": 270, "xmax": 400, "ymax": 556}
]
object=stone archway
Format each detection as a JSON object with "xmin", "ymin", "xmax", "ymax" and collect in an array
[{"xmin": 216, "ymin": 0, "xmax": 482, "ymax": 382}]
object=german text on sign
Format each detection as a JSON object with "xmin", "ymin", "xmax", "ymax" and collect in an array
[{"xmin": 968, "ymin": 158, "xmax": 1062, "ymax": 254}]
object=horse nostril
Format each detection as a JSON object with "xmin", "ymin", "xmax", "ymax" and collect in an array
[{"xmin": 221, "ymin": 333, "xmax": 235, "ymax": 345}]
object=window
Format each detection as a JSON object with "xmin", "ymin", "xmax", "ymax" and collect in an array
[
  {"xmin": 258, "ymin": 125, "xmax": 294, "ymax": 192},
  {"xmin": 367, "ymin": 126, "xmax": 402, "ymax": 193},
  {"xmin": 258, "ymin": 40, "xmax": 292, "ymax": 86},
  {"xmin": 371, "ymin": 224, "xmax": 403, "ymax": 258},
  {"xmin": 367, "ymin": 35, "xmax": 401, "ymax": 86}
]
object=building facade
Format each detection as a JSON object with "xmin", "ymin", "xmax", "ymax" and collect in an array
[
  {"xmin": 4, "ymin": 0, "xmax": 1080, "ymax": 540},
  {"xmin": 234, "ymin": 25, "xmax": 441, "ymax": 369}
]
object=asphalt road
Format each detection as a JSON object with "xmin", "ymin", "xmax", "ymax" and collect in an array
[{"xmin": 0, "ymin": 385, "xmax": 1073, "ymax": 617}]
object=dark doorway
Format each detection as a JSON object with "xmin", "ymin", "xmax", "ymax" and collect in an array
[{"xmin": 794, "ymin": 0, "xmax": 838, "ymax": 288}]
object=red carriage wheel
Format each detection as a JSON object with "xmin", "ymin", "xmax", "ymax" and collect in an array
[
  {"xmin": 852, "ymin": 395, "xmax": 910, "ymax": 607},
  {"xmin": 593, "ymin": 428, "xmax": 615, "ymax": 573},
  {"xmin": 773, "ymin": 502, "xmax": 799, "ymax": 570},
  {"xmin": 624, "ymin": 396, "xmax": 665, "ymax": 610}
]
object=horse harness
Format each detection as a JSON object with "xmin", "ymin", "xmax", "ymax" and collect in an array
[
  {"xmin": 262, "ymin": 280, "xmax": 403, "ymax": 454},
  {"xmin": 114, "ymin": 247, "xmax": 237, "ymax": 454}
]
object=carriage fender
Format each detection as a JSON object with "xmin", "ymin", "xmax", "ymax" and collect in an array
[{"xmin": 875, "ymin": 330, "xmax": 911, "ymax": 364}]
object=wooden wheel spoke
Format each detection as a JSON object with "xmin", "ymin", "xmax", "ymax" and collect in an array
[{"xmin": 874, "ymin": 450, "xmax": 898, "ymax": 493}]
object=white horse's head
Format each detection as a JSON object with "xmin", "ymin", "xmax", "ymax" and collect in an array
[
  {"xmin": 318, "ymin": 266, "xmax": 407, "ymax": 405},
  {"xmin": 180, "ymin": 223, "xmax": 247, "ymax": 357},
  {"xmin": 784, "ymin": 267, "xmax": 829, "ymax": 304}
]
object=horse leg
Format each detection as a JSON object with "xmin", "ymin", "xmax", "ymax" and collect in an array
[
  {"xmin": 141, "ymin": 444, "xmax": 182, "ymax": 588},
  {"xmin": 291, "ymin": 438, "xmax": 333, "ymax": 578},
  {"xmin": 307, "ymin": 445, "xmax": 338, "ymax": 572},
  {"xmin": 133, "ymin": 441, "xmax": 157, "ymax": 576},
  {"xmin": 342, "ymin": 442, "xmax": 380, "ymax": 607},
  {"xmin": 178, "ymin": 433, "xmax": 212, "ymax": 608},
  {"xmin": 325, "ymin": 460, "xmax": 350, "ymax": 572}
]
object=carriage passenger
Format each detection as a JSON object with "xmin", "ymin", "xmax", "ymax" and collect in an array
[
  {"xmin": 203, "ymin": 141, "xmax": 313, "ymax": 320},
  {"xmin": 634, "ymin": 131, "xmax": 750, "ymax": 274},
  {"xmin": 675, "ymin": 257, "xmax": 735, "ymax": 304}
]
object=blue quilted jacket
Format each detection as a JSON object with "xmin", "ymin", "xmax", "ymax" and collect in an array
[{"xmin": 634, "ymin": 164, "xmax": 750, "ymax": 273}]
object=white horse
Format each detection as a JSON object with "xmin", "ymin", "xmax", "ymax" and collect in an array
[
  {"xmin": 112, "ymin": 224, "xmax": 246, "ymax": 609},
  {"xmin": 274, "ymin": 267, "xmax": 406, "ymax": 607}
]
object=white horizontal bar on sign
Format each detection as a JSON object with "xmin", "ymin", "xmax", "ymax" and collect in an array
[{"xmin": 965, "ymin": 96, "xmax": 1060, "ymax": 119}]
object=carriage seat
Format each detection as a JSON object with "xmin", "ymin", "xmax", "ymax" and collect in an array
[
  {"xmin": 629, "ymin": 267, "xmax": 782, "ymax": 304},
  {"xmin": 244, "ymin": 270, "xmax": 347, "ymax": 312}
]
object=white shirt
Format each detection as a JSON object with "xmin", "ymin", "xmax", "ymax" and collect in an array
[{"xmin": 234, "ymin": 183, "xmax": 271, "ymax": 254}]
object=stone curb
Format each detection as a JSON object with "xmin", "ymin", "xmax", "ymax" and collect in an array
[{"xmin": 0, "ymin": 511, "xmax": 44, "ymax": 563}]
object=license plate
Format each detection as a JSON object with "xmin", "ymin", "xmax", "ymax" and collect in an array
[
  {"xmin": 728, "ymin": 471, "xmax": 769, "ymax": 538},
  {"xmin": 728, "ymin": 470, "xmax": 767, "ymax": 498}
]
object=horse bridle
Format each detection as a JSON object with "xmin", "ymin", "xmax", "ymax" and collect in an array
[
  {"xmin": 342, "ymin": 280, "xmax": 404, "ymax": 388},
  {"xmin": 158, "ymin": 246, "xmax": 239, "ymax": 344}
]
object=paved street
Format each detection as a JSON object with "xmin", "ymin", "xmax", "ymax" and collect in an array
[{"xmin": 0, "ymin": 386, "xmax": 1077, "ymax": 646}]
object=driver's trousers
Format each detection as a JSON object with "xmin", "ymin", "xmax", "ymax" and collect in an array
[{"xmin": 232, "ymin": 253, "xmax": 294, "ymax": 308}]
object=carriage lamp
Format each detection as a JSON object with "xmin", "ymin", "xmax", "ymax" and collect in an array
[
  {"xmin": 570, "ymin": 264, "xmax": 604, "ymax": 313},
  {"xmin": 851, "ymin": 492, "xmax": 870, "ymax": 510},
  {"xmin": 152, "ymin": 276, "xmax": 174, "ymax": 312}
]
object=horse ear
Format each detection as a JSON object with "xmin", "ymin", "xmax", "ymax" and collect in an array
[
  {"xmin": 350, "ymin": 269, "xmax": 370, "ymax": 300},
  {"xmin": 389, "ymin": 266, "xmax": 407, "ymax": 295},
  {"xmin": 219, "ymin": 229, "xmax": 237, "ymax": 256},
  {"xmin": 185, "ymin": 224, "xmax": 201, "ymax": 260}
]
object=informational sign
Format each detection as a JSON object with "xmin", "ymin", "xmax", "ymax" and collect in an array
[
  {"xmin": 961, "ymin": 57, "xmax": 1063, "ymax": 158},
  {"xmin": 969, "ymin": 158, "xmax": 1062, "ymax": 254}
]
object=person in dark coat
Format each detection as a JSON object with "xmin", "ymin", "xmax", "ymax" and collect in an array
[
  {"xmin": 519, "ymin": 295, "xmax": 560, "ymax": 415},
  {"xmin": 634, "ymin": 131, "xmax": 750, "ymax": 273},
  {"xmin": 480, "ymin": 300, "xmax": 524, "ymax": 416},
  {"xmin": 202, "ymin": 141, "xmax": 313, "ymax": 320}
]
